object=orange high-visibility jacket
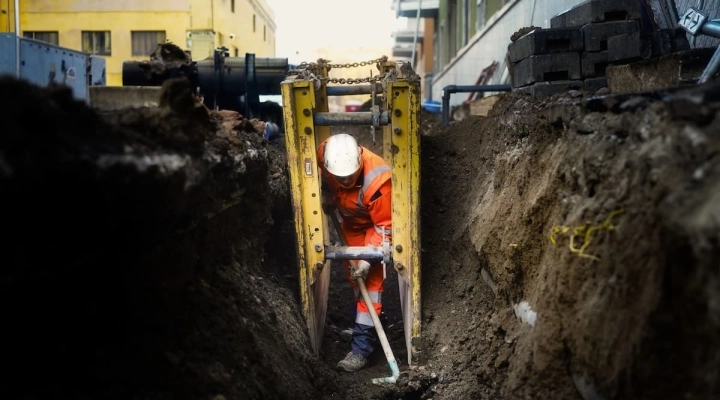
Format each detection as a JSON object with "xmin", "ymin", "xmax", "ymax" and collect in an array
[{"xmin": 317, "ymin": 140, "xmax": 392, "ymax": 247}]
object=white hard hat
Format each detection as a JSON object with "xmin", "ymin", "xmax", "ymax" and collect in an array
[{"xmin": 324, "ymin": 134, "xmax": 362, "ymax": 177}]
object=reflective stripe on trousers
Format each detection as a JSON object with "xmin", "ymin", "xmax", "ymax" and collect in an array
[
  {"xmin": 343, "ymin": 226, "xmax": 385, "ymax": 357},
  {"xmin": 354, "ymin": 289, "xmax": 382, "ymax": 326}
]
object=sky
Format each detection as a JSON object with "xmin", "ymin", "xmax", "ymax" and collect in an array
[{"xmin": 265, "ymin": 0, "xmax": 408, "ymax": 64}]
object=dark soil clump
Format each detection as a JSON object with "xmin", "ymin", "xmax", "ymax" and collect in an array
[{"xmin": 0, "ymin": 77, "xmax": 334, "ymax": 400}]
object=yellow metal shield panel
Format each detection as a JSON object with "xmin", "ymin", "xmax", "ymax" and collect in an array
[
  {"xmin": 385, "ymin": 77, "xmax": 423, "ymax": 365},
  {"xmin": 280, "ymin": 77, "xmax": 330, "ymax": 356}
]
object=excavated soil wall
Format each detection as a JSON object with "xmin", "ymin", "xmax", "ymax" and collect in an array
[
  {"xmin": 419, "ymin": 84, "xmax": 720, "ymax": 399},
  {"xmin": 2, "ymin": 74, "xmax": 719, "ymax": 400},
  {"xmin": 0, "ymin": 77, "xmax": 337, "ymax": 399}
]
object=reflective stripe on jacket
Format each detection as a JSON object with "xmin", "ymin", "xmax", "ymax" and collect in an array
[{"xmin": 317, "ymin": 140, "xmax": 392, "ymax": 246}]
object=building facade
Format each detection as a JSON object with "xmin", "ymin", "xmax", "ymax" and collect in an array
[
  {"xmin": 2, "ymin": 0, "xmax": 276, "ymax": 86},
  {"xmin": 391, "ymin": 0, "xmax": 707, "ymax": 106},
  {"xmin": 430, "ymin": 0, "xmax": 588, "ymax": 103},
  {"xmin": 391, "ymin": 16, "xmax": 435, "ymax": 99},
  {"xmin": 391, "ymin": 0, "xmax": 437, "ymax": 100}
]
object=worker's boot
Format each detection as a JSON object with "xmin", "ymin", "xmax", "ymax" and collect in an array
[{"xmin": 336, "ymin": 351, "xmax": 368, "ymax": 372}]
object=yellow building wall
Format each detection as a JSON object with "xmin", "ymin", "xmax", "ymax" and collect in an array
[
  {"xmin": 189, "ymin": 0, "xmax": 213, "ymax": 29},
  {"xmin": 195, "ymin": 0, "xmax": 275, "ymax": 58},
  {"xmin": 1, "ymin": 1, "xmax": 18, "ymax": 32},
  {"xmin": 16, "ymin": 0, "xmax": 277, "ymax": 86},
  {"xmin": 22, "ymin": 12, "xmax": 190, "ymax": 85}
]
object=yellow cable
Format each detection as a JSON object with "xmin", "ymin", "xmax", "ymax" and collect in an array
[{"xmin": 549, "ymin": 209, "xmax": 625, "ymax": 261}]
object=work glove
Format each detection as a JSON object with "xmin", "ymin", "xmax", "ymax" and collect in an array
[{"xmin": 351, "ymin": 260, "xmax": 371, "ymax": 281}]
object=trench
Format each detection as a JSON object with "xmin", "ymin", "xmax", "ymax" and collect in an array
[{"xmin": 2, "ymin": 76, "xmax": 720, "ymax": 400}]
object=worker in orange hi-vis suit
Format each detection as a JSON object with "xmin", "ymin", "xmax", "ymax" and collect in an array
[{"xmin": 316, "ymin": 133, "xmax": 392, "ymax": 372}]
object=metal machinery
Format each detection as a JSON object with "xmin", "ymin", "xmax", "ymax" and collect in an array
[
  {"xmin": 677, "ymin": 6, "xmax": 720, "ymax": 83},
  {"xmin": 122, "ymin": 48, "xmax": 290, "ymax": 129},
  {"xmin": 280, "ymin": 57, "xmax": 423, "ymax": 366},
  {"xmin": 0, "ymin": 33, "xmax": 106, "ymax": 101}
]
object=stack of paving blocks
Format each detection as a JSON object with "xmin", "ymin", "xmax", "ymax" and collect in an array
[{"xmin": 508, "ymin": 0, "xmax": 690, "ymax": 99}]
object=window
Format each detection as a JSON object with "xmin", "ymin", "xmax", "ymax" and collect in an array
[
  {"xmin": 82, "ymin": 31, "xmax": 111, "ymax": 55},
  {"xmin": 131, "ymin": 31, "xmax": 166, "ymax": 56},
  {"xmin": 231, "ymin": 0, "xmax": 235, "ymax": 12},
  {"xmin": 433, "ymin": 27, "xmax": 440, "ymax": 72},
  {"xmin": 253, "ymin": 14, "xmax": 256, "ymax": 32},
  {"xmin": 448, "ymin": 0, "xmax": 457, "ymax": 56},
  {"xmin": 476, "ymin": 0, "xmax": 486, "ymax": 31},
  {"xmin": 463, "ymin": 0, "xmax": 469, "ymax": 45},
  {"xmin": 263, "ymin": 25, "xmax": 266, "ymax": 41},
  {"xmin": 23, "ymin": 31, "xmax": 59, "ymax": 45},
  {"xmin": 484, "ymin": 0, "xmax": 512, "ymax": 21}
]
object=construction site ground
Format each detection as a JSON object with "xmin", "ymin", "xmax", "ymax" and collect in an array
[{"xmin": 2, "ymin": 75, "xmax": 719, "ymax": 400}]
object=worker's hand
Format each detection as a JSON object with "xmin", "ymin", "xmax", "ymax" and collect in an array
[{"xmin": 351, "ymin": 260, "xmax": 371, "ymax": 281}]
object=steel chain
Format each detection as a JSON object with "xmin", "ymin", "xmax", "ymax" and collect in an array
[
  {"xmin": 287, "ymin": 56, "xmax": 389, "ymax": 85},
  {"xmin": 322, "ymin": 75, "xmax": 387, "ymax": 84},
  {"xmin": 326, "ymin": 56, "xmax": 388, "ymax": 69}
]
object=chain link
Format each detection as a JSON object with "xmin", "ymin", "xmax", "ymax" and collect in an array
[
  {"xmin": 326, "ymin": 56, "xmax": 388, "ymax": 69},
  {"xmin": 322, "ymin": 75, "xmax": 387, "ymax": 84},
  {"xmin": 287, "ymin": 56, "xmax": 390, "ymax": 85}
]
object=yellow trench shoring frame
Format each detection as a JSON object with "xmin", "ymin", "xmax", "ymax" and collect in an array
[{"xmin": 280, "ymin": 61, "xmax": 422, "ymax": 365}]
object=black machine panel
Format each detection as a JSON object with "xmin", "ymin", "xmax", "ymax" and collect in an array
[{"xmin": 122, "ymin": 50, "xmax": 290, "ymax": 123}]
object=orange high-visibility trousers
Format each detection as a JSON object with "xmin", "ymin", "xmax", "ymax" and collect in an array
[{"xmin": 343, "ymin": 228, "xmax": 384, "ymax": 326}]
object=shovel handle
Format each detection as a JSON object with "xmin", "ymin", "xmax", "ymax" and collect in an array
[
  {"xmin": 356, "ymin": 275, "xmax": 400, "ymax": 383},
  {"xmin": 325, "ymin": 205, "xmax": 399, "ymax": 384}
]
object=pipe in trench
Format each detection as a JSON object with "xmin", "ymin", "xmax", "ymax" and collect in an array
[
  {"xmin": 314, "ymin": 111, "xmax": 390, "ymax": 126},
  {"xmin": 698, "ymin": 20, "xmax": 720, "ymax": 83},
  {"xmin": 327, "ymin": 84, "xmax": 382, "ymax": 96},
  {"xmin": 324, "ymin": 245, "xmax": 385, "ymax": 263},
  {"xmin": 441, "ymin": 84, "xmax": 512, "ymax": 126}
]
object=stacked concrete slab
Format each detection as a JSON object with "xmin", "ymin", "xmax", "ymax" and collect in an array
[{"xmin": 508, "ymin": 0, "xmax": 691, "ymax": 99}]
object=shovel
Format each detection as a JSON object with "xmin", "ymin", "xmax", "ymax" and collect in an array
[
  {"xmin": 354, "ymin": 273, "xmax": 401, "ymax": 384},
  {"xmin": 325, "ymin": 206, "xmax": 400, "ymax": 385}
]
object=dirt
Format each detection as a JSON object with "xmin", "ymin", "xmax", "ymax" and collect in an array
[
  {"xmin": 510, "ymin": 26, "xmax": 541, "ymax": 42},
  {"xmin": 0, "ymin": 76, "xmax": 333, "ymax": 400},
  {"xmin": 1, "ymin": 70, "xmax": 719, "ymax": 400},
  {"xmin": 137, "ymin": 42, "xmax": 197, "ymax": 87},
  {"xmin": 418, "ymin": 84, "xmax": 720, "ymax": 399}
]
